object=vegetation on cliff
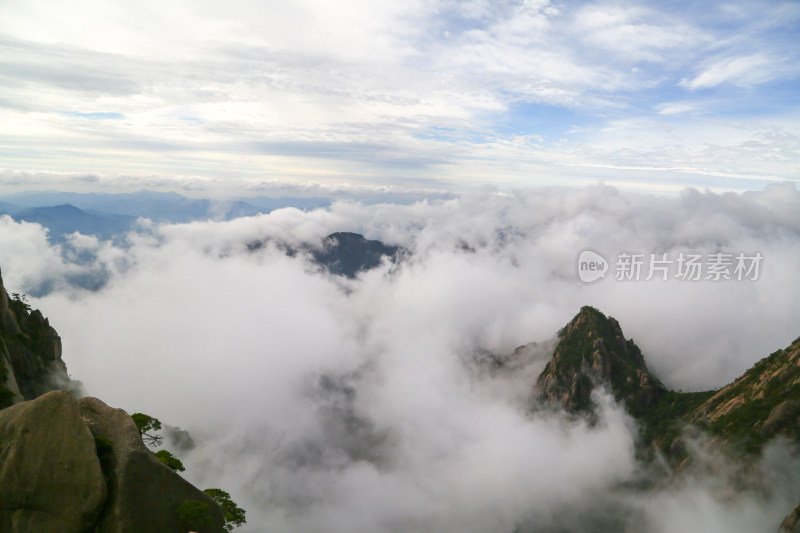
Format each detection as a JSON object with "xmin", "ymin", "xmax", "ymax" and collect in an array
[{"xmin": 537, "ymin": 306, "xmax": 800, "ymax": 462}]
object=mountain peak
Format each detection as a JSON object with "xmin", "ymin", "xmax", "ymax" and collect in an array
[
  {"xmin": 537, "ymin": 306, "xmax": 665, "ymax": 415},
  {"xmin": 312, "ymin": 232, "xmax": 401, "ymax": 278}
]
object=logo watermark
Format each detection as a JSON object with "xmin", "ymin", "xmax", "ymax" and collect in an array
[
  {"xmin": 577, "ymin": 249, "xmax": 609, "ymax": 283},
  {"xmin": 577, "ymin": 249, "xmax": 763, "ymax": 283}
]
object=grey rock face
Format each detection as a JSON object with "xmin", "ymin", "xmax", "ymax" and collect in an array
[
  {"xmin": 0, "ymin": 390, "xmax": 107, "ymax": 533},
  {"xmin": 0, "ymin": 269, "xmax": 69, "ymax": 405},
  {"xmin": 79, "ymin": 397, "xmax": 224, "ymax": 533}
]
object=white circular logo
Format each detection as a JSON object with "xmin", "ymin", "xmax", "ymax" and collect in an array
[{"xmin": 577, "ymin": 249, "xmax": 608, "ymax": 283}]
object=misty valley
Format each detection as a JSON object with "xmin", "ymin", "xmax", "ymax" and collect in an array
[{"xmin": 1, "ymin": 185, "xmax": 799, "ymax": 533}]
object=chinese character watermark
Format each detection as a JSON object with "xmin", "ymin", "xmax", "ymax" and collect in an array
[{"xmin": 577, "ymin": 249, "xmax": 763, "ymax": 283}]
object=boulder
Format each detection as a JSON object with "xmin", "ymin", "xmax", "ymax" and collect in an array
[
  {"xmin": 0, "ymin": 390, "xmax": 107, "ymax": 533},
  {"xmin": 78, "ymin": 397, "xmax": 224, "ymax": 533}
]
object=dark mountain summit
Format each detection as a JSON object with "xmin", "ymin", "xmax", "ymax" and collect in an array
[
  {"xmin": 311, "ymin": 232, "xmax": 402, "ymax": 278},
  {"xmin": 247, "ymin": 231, "xmax": 403, "ymax": 278}
]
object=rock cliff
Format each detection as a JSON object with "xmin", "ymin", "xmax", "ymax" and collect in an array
[
  {"xmin": 0, "ymin": 269, "xmax": 224, "ymax": 532},
  {"xmin": 536, "ymin": 306, "xmax": 665, "ymax": 417},
  {"xmin": 534, "ymin": 306, "xmax": 800, "ymax": 531},
  {"xmin": 0, "ymin": 269, "xmax": 69, "ymax": 407}
]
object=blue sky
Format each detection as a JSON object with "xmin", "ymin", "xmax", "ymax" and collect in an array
[{"xmin": 0, "ymin": 0, "xmax": 798, "ymax": 196}]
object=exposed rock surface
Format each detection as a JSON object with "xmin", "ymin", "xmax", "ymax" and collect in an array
[
  {"xmin": 536, "ymin": 306, "xmax": 665, "ymax": 416},
  {"xmin": 0, "ymin": 267, "xmax": 225, "ymax": 532},
  {"xmin": 534, "ymin": 307, "xmax": 800, "ymax": 531},
  {"xmin": 0, "ymin": 391, "xmax": 224, "ymax": 533},
  {"xmin": 691, "ymin": 336, "xmax": 800, "ymax": 447},
  {"xmin": 79, "ymin": 397, "xmax": 224, "ymax": 533},
  {"xmin": 0, "ymin": 390, "xmax": 107, "ymax": 533},
  {"xmin": 0, "ymin": 269, "xmax": 69, "ymax": 407}
]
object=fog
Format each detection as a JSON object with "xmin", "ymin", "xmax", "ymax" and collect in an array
[{"xmin": 1, "ymin": 183, "xmax": 799, "ymax": 532}]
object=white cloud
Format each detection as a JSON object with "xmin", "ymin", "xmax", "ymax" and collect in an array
[
  {"xmin": 656, "ymin": 102, "xmax": 697, "ymax": 115},
  {"xmin": 680, "ymin": 53, "xmax": 787, "ymax": 90},
  {"xmin": 0, "ymin": 1, "xmax": 797, "ymax": 192},
  {"xmin": 2, "ymin": 184, "xmax": 798, "ymax": 530}
]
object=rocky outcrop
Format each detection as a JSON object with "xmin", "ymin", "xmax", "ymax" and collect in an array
[
  {"xmin": 0, "ymin": 266, "xmax": 227, "ymax": 532},
  {"xmin": 0, "ymin": 390, "xmax": 107, "ymax": 533},
  {"xmin": 0, "ymin": 391, "xmax": 224, "ymax": 533},
  {"xmin": 79, "ymin": 397, "xmax": 224, "ymax": 533},
  {"xmin": 536, "ymin": 306, "xmax": 665, "ymax": 416},
  {"xmin": 0, "ymin": 269, "xmax": 70, "ymax": 407},
  {"xmin": 535, "ymin": 308, "xmax": 800, "ymax": 457},
  {"xmin": 533, "ymin": 308, "xmax": 800, "ymax": 530},
  {"xmin": 690, "ymin": 336, "xmax": 800, "ymax": 450}
]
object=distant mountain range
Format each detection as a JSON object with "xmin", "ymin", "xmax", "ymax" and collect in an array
[
  {"xmin": 11, "ymin": 205, "xmax": 137, "ymax": 241},
  {"xmin": 0, "ymin": 190, "xmax": 332, "ymax": 240}
]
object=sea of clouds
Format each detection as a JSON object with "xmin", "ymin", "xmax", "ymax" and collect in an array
[{"xmin": 1, "ymin": 183, "xmax": 799, "ymax": 532}]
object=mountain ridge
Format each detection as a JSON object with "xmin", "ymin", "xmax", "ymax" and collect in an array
[{"xmin": 530, "ymin": 306, "xmax": 800, "ymax": 532}]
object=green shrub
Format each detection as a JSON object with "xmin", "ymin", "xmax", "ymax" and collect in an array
[
  {"xmin": 204, "ymin": 488, "xmax": 247, "ymax": 532},
  {"xmin": 155, "ymin": 449, "xmax": 185, "ymax": 472},
  {"xmin": 176, "ymin": 500, "xmax": 211, "ymax": 530}
]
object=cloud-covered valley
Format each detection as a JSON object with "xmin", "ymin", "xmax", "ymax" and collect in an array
[{"xmin": 1, "ymin": 184, "xmax": 799, "ymax": 532}]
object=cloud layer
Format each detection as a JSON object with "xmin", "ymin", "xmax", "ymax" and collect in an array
[{"xmin": 1, "ymin": 184, "xmax": 799, "ymax": 531}]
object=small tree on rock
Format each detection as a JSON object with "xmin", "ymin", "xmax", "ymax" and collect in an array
[
  {"xmin": 154, "ymin": 449, "xmax": 185, "ymax": 471},
  {"xmin": 204, "ymin": 488, "xmax": 247, "ymax": 532},
  {"xmin": 131, "ymin": 412, "xmax": 163, "ymax": 447}
]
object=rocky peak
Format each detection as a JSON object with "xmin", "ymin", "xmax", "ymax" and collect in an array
[
  {"xmin": 0, "ymin": 268, "xmax": 69, "ymax": 406},
  {"xmin": 537, "ymin": 306, "xmax": 665, "ymax": 416}
]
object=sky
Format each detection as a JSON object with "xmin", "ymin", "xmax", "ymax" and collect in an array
[{"xmin": 1, "ymin": 0, "xmax": 799, "ymax": 196}]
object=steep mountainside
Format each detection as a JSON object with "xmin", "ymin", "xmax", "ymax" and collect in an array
[
  {"xmin": 534, "ymin": 306, "xmax": 800, "ymax": 532},
  {"xmin": 0, "ymin": 270, "xmax": 69, "ymax": 407},
  {"xmin": 692, "ymin": 336, "xmax": 800, "ymax": 453},
  {"xmin": 537, "ymin": 306, "xmax": 800, "ymax": 457},
  {"xmin": 0, "ymin": 268, "xmax": 225, "ymax": 532},
  {"xmin": 537, "ymin": 306, "xmax": 666, "ymax": 417}
]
